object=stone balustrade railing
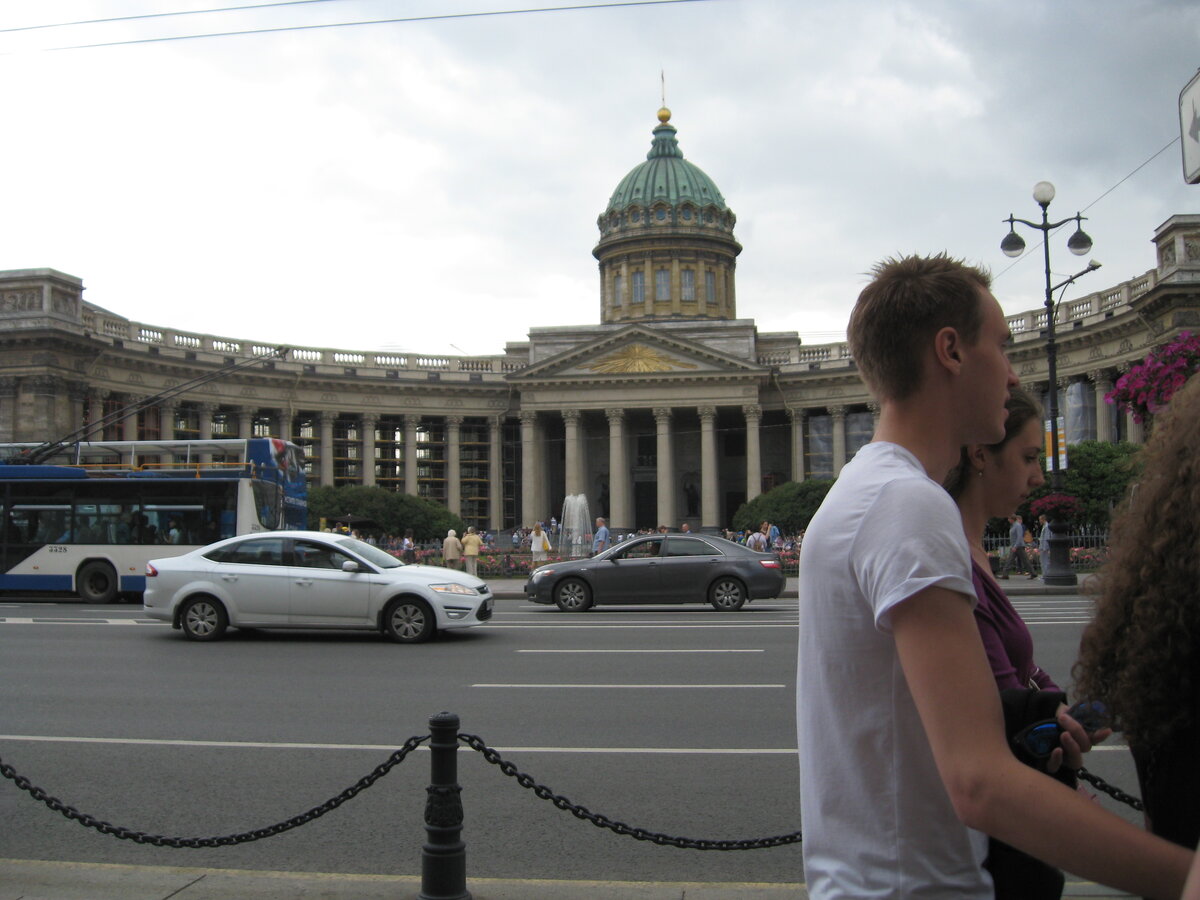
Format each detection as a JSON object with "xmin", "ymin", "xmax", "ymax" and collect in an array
[{"xmin": 79, "ymin": 267, "xmax": 1157, "ymax": 379}]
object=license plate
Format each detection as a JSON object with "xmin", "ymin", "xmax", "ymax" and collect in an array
[{"xmin": 483, "ymin": 597, "xmax": 494, "ymax": 613}]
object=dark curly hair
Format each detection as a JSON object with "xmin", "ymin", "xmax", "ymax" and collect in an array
[
  {"xmin": 1072, "ymin": 374, "xmax": 1200, "ymax": 751},
  {"xmin": 943, "ymin": 386, "xmax": 1042, "ymax": 500}
]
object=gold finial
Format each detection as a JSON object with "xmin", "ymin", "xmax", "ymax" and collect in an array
[{"xmin": 657, "ymin": 106, "xmax": 671, "ymax": 123}]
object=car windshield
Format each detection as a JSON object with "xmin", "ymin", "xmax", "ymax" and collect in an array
[{"xmin": 332, "ymin": 536, "xmax": 403, "ymax": 569}]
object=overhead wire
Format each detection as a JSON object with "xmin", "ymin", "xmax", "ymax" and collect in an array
[
  {"xmin": 3, "ymin": 0, "xmax": 717, "ymax": 53},
  {"xmin": 0, "ymin": 0, "xmax": 347, "ymax": 34}
]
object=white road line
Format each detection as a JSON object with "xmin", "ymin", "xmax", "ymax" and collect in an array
[
  {"xmin": 0, "ymin": 734, "xmax": 799, "ymax": 754},
  {"xmin": 0, "ymin": 618, "xmax": 158, "ymax": 626},
  {"xmin": 472, "ymin": 683, "xmax": 787, "ymax": 689},
  {"xmin": 516, "ymin": 649, "xmax": 764, "ymax": 654}
]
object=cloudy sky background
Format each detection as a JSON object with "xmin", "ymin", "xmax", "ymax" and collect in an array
[{"xmin": 2, "ymin": 0, "xmax": 1198, "ymax": 357}]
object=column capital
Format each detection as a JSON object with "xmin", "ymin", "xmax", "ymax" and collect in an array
[
  {"xmin": 1086, "ymin": 368, "xmax": 1112, "ymax": 386},
  {"xmin": 697, "ymin": 405, "xmax": 717, "ymax": 420},
  {"xmin": 561, "ymin": 409, "xmax": 581, "ymax": 423},
  {"xmin": 867, "ymin": 401, "xmax": 881, "ymax": 416},
  {"xmin": 742, "ymin": 404, "xmax": 762, "ymax": 420},
  {"xmin": 827, "ymin": 404, "xmax": 847, "ymax": 419},
  {"xmin": 518, "ymin": 409, "xmax": 538, "ymax": 426},
  {"xmin": 403, "ymin": 413, "xmax": 422, "ymax": 427},
  {"xmin": 653, "ymin": 407, "xmax": 673, "ymax": 423},
  {"xmin": 445, "ymin": 415, "xmax": 464, "ymax": 428},
  {"xmin": 361, "ymin": 413, "xmax": 379, "ymax": 426},
  {"xmin": 194, "ymin": 401, "xmax": 219, "ymax": 414},
  {"xmin": 786, "ymin": 407, "xmax": 806, "ymax": 423},
  {"xmin": 604, "ymin": 407, "xmax": 626, "ymax": 424},
  {"xmin": 317, "ymin": 410, "xmax": 337, "ymax": 425}
]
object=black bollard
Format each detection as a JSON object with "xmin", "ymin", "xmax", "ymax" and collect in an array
[{"xmin": 419, "ymin": 711, "xmax": 470, "ymax": 900}]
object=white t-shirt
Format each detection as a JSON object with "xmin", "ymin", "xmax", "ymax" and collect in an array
[{"xmin": 796, "ymin": 442, "xmax": 987, "ymax": 899}]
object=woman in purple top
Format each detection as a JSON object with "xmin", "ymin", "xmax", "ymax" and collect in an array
[{"xmin": 945, "ymin": 388, "xmax": 1105, "ymax": 899}]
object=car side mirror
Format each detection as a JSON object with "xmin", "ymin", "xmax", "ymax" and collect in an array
[{"xmin": 341, "ymin": 560, "xmax": 360, "ymax": 573}]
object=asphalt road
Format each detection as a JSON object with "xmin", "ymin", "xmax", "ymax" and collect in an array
[{"xmin": 0, "ymin": 590, "xmax": 1144, "ymax": 886}]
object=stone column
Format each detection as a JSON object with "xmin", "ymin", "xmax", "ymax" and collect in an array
[
  {"xmin": 489, "ymin": 416, "xmax": 504, "ymax": 532},
  {"xmin": 867, "ymin": 401, "xmax": 881, "ymax": 432},
  {"xmin": 562, "ymin": 409, "xmax": 583, "ymax": 498},
  {"xmin": 237, "ymin": 407, "xmax": 254, "ymax": 440},
  {"xmin": 830, "ymin": 405, "xmax": 848, "ymax": 476},
  {"xmin": 318, "ymin": 410, "xmax": 335, "ymax": 487},
  {"xmin": 67, "ymin": 381, "xmax": 88, "ymax": 437},
  {"xmin": 788, "ymin": 408, "xmax": 806, "ymax": 483},
  {"xmin": 196, "ymin": 402, "xmax": 217, "ymax": 465},
  {"xmin": 699, "ymin": 406, "xmax": 719, "ymax": 530},
  {"xmin": 158, "ymin": 400, "xmax": 178, "ymax": 442},
  {"xmin": 362, "ymin": 414, "xmax": 378, "ymax": 487},
  {"xmin": 1089, "ymin": 370, "xmax": 1114, "ymax": 444},
  {"xmin": 404, "ymin": 415, "xmax": 419, "ymax": 495},
  {"xmin": 654, "ymin": 407, "xmax": 675, "ymax": 527},
  {"xmin": 744, "ymin": 404, "xmax": 762, "ymax": 501},
  {"xmin": 606, "ymin": 408, "xmax": 630, "ymax": 531},
  {"xmin": 446, "ymin": 415, "xmax": 462, "ymax": 515},
  {"xmin": 1125, "ymin": 410, "xmax": 1144, "ymax": 445},
  {"xmin": 519, "ymin": 410, "xmax": 539, "ymax": 528},
  {"xmin": 277, "ymin": 409, "xmax": 294, "ymax": 444},
  {"xmin": 86, "ymin": 388, "xmax": 110, "ymax": 440},
  {"xmin": 0, "ymin": 377, "xmax": 17, "ymax": 443},
  {"xmin": 122, "ymin": 394, "xmax": 142, "ymax": 442}
]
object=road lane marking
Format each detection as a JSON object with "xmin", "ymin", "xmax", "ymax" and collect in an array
[
  {"xmin": 0, "ymin": 734, "xmax": 799, "ymax": 754},
  {"xmin": 516, "ymin": 649, "xmax": 764, "ymax": 653},
  {"xmin": 472, "ymin": 683, "xmax": 787, "ymax": 689}
]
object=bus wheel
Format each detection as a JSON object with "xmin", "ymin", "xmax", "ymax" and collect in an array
[{"xmin": 77, "ymin": 561, "xmax": 119, "ymax": 604}]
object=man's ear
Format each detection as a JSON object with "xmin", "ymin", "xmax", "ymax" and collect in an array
[{"xmin": 933, "ymin": 326, "xmax": 963, "ymax": 374}]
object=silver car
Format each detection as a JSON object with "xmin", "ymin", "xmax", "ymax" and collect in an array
[{"xmin": 143, "ymin": 530, "xmax": 492, "ymax": 642}]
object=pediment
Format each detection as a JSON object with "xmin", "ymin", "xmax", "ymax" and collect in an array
[{"xmin": 508, "ymin": 325, "xmax": 765, "ymax": 382}]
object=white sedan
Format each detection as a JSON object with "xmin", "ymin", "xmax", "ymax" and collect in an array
[{"xmin": 143, "ymin": 530, "xmax": 493, "ymax": 643}]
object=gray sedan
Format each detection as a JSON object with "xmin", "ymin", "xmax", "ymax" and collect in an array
[{"xmin": 524, "ymin": 533, "xmax": 785, "ymax": 612}]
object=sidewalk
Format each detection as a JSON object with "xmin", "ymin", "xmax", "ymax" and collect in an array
[{"xmin": 0, "ymin": 858, "xmax": 1131, "ymax": 899}]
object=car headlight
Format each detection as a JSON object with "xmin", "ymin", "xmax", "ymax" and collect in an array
[
  {"xmin": 531, "ymin": 568, "xmax": 554, "ymax": 582},
  {"xmin": 429, "ymin": 582, "xmax": 478, "ymax": 595}
]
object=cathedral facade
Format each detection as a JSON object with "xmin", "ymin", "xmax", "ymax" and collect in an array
[{"xmin": 2, "ymin": 110, "xmax": 1199, "ymax": 533}]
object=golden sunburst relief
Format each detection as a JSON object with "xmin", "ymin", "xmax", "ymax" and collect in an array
[{"xmin": 583, "ymin": 344, "xmax": 700, "ymax": 374}]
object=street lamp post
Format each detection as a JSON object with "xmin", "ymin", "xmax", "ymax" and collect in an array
[{"xmin": 1000, "ymin": 181, "xmax": 1097, "ymax": 587}]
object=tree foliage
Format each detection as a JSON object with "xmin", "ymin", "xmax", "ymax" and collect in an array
[
  {"xmin": 1017, "ymin": 440, "xmax": 1143, "ymax": 528},
  {"xmin": 306, "ymin": 485, "xmax": 464, "ymax": 541},
  {"xmin": 732, "ymin": 479, "xmax": 835, "ymax": 534}
]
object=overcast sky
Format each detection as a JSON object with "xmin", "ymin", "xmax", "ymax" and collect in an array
[{"xmin": 2, "ymin": 0, "xmax": 1198, "ymax": 357}]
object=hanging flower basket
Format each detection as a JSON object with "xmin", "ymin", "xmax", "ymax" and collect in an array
[
  {"xmin": 1030, "ymin": 492, "xmax": 1083, "ymax": 524},
  {"xmin": 1105, "ymin": 330, "xmax": 1200, "ymax": 423}
]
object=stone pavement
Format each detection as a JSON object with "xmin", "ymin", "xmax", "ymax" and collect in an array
[{"xmin": 0, "ymin": 858, "xmax": 1133, "ymax": 899}]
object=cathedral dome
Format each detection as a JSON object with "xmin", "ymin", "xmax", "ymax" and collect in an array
[
  {"xmin": 602, "ymin": 108, "xmax": 728, "ymax": 213},
  {"xmin": 593, "ymin": 109, "xmax": 740, "ymax": 326}
]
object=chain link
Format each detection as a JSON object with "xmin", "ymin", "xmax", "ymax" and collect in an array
[
  {"xmin": 458, "ymin": 732, "xmax": 802, "ymax": 850},
  {"xmin": 0, "ymin": 735, "xmax": 429, "ymax": 848},
  {"xmin": 1076, "ymin": 767, "xmax": 1144, "ymax": 811}
]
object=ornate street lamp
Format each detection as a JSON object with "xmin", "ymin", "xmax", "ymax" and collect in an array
[{"xmin": 1000, "ymin": 181, "xmax": 1098, "ymax": 586}]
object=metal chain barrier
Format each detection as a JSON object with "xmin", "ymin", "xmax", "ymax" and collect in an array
[
  {"xmin": 1076, "ymin": 766, "xmax": 1145, "ymax": 811},
  {"xmin": 458, "ymin": 732, "xmax": 802, "ymax": 850},
  {"xmin": 0, "ymin": 735, "xmax": 428, "ymax": 848}
]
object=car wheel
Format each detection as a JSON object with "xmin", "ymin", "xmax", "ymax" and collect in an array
[
  {"xmin": 554, "ymin": 578, "xmax": 593, "ymax": 612},
  {"xmin": 180, "ymin": 596, "xmax": 228, "ymax": 641},
  {"xmin": 76, "ymin": 561, "xmax": 119, "ymax": 604},
  {"xmin": 709, "ymin": 577, "xmax": 746, "ymax": 611},
  {"xmin": 384, "ymin": 598, "xmax": 435, "ymax": 643}
]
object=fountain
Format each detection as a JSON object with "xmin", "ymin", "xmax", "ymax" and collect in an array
[{"xmin": 558, "ymin": 494, "xmax": 591, "ymax": 558}]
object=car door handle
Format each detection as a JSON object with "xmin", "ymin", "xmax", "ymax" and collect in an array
[
  {"xmin": 221, "ymin": 574, "xmax": 238, "ymax": 582},
  {"xmin": 294, "ymin": 578, "xmax": 313, "ymax": 587}
]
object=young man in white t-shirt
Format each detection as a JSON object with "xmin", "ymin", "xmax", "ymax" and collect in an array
[{"xmin": 796, "ymin": 254, "xmax": 1191, "ymax": 899}]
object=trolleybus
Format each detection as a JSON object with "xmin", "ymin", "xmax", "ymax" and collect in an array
[{"xmin": 0, "ymin": 438, "xmax": 306, "ymax": 602}]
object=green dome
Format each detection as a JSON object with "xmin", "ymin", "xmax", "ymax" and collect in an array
[{"xmin": 603, "ymin": 114, "xmax": 727, "ymax": 213}]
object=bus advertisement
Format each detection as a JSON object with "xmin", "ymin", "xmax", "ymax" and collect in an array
[{"xmin": 0, "ymin": 438, "xmax": 307, "ymax": 603}]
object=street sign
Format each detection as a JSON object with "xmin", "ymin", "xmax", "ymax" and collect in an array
[{"xmin": 1181, "ymin": 68, "xmax": 1200, "ymax": 185}]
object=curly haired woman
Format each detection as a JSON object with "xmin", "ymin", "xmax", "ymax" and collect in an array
[{"xmin": 1074, "ymin": 373, "xmax": 1200, "ymax": 852}]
